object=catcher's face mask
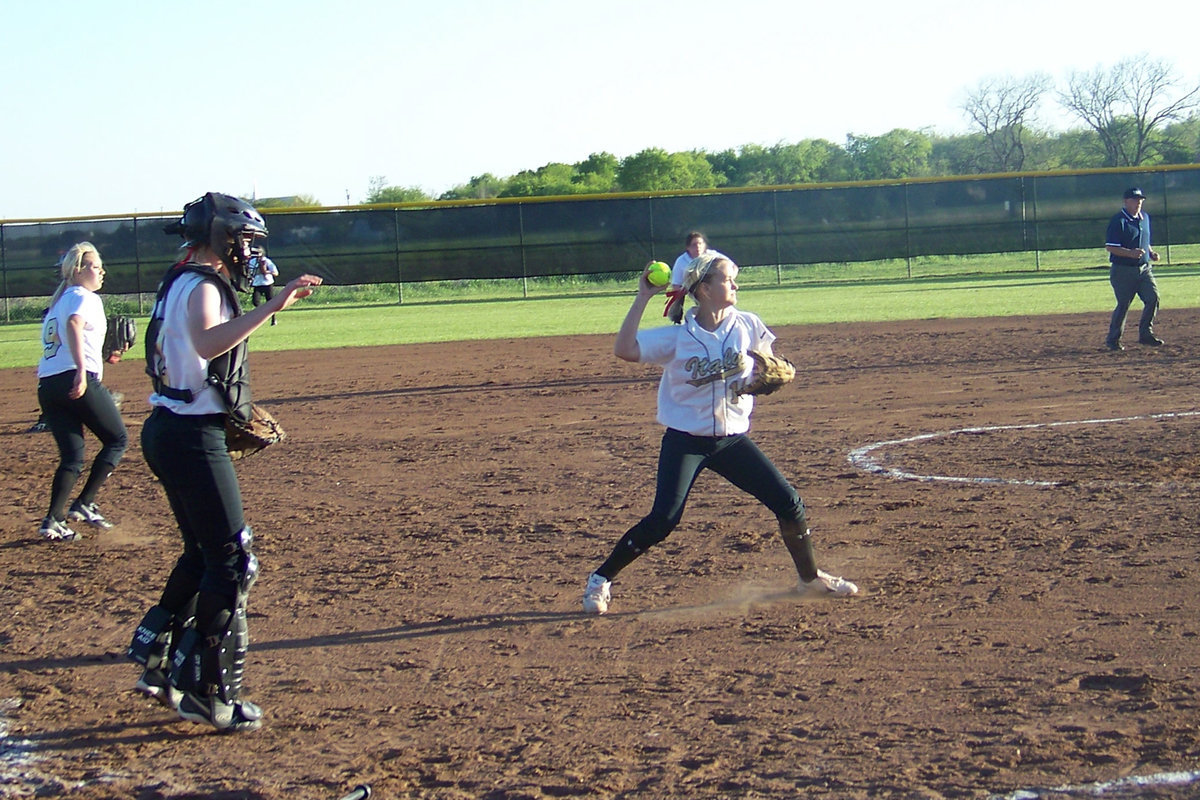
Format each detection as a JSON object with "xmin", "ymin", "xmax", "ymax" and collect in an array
[
  {"xmin": 208, "ymin": 194, "xmax": 269, "ymax": 291},
  {"xmin": 166, "ymin": 192, "xmax": 268, "ymax": 291},
  {"xmin": 215, "ymin": 231, "xmax": 266, "ymax": 291}
]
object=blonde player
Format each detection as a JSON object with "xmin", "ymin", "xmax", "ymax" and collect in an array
[
  {"xmin": 583, "ymin": 253, "xmax": 857, "ymax": 614},
  {"xmin": 36, "ymin": 243, "xmax": 127, "ymax": 540}
]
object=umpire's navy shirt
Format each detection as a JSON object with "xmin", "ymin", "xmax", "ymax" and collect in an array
[{"xmin": 1106, "ymin": 208, "xmax": 1152, "ymax": 268}]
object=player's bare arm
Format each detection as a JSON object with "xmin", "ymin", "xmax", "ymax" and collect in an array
[
  {"xmin": 267, "ymin": 274, "xmax": 322, "ymax": 315},
  {"xmin": 187, "ymin": 275, "xmax": 322, "ymax": 359},
  {"xmin": 614, "ymin": 269, "xmax": 666, "ymax": 362}
]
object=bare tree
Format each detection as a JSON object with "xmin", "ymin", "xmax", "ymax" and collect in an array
[
  {"xmin": 962, "ymin": 73, "xmax": 1051, "ymax": 171},
  {"xmin": 1059, "ymin": 56, "xmax": 1200, "ymax": 166}
]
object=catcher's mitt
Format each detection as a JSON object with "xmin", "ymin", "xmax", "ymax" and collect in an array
[
  {"xmin": 225, "ymin": 403, "xmax": 286, "ymax": 460},
  {"xmin": 103, "ymin": 315, "xmax": 137, "ymax": 363},
  {"xmin": 738, "ymin": 350, "xmax": 796, "ymax": 397}
]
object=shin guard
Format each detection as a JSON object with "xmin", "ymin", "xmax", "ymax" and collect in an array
[
  {"xmin": 172, "ymin": 527, "xmax": 257, "ymax": 703},
  {"xmin": 127, "ymin": 605, "xmax": 173, "ymax": 669}
]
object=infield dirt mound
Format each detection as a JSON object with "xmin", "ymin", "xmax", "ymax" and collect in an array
[{"xmin": 2, "ymin": 310, "xmax": 1200, "ymax": 799}]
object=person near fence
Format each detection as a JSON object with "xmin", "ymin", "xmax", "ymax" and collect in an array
[
  {"xmin": 249, "ymin": 251, "xmax": 279, "ymax": 326},
  {"xmin": 665, "ymin": 231, "xmax": 726, "ymax": 324},
  {"xmin": 35, "ymin": 242, "xmax": 128, "ymax": 540},
  {"xmin": 127, "ymin": 192, "xmax": 321, "ymax": 733},
  {"xmin": 1104, "ymin": 187, "xmax": 1163, "ymax": 350},
  {"xmin": 581, "ymin": 252, "xmax": 858, "ymax": 615}
]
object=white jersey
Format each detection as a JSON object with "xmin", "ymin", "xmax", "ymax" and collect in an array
[
  {"xmin": 37, "ymin": 285, "xmax": 106, "ymax": 380},
  {"xmin": 147, "ymin": 271, "xmax": 230, "ymax": 415},
  {"xmin": 637, "ymin": 307, "xmax": 775, "ymax": 437},
  {"xmin": 671, "ymin": 249, "xmax": 728, "ymax": 287},
  {"xmin": 250, "ymin": 255, "xmax": 278, "ymax": 287}
]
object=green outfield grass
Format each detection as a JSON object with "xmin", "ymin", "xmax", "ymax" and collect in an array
[{"xmin": 3, "ymin": 262, "xmax": 1198, "ymax": 371}]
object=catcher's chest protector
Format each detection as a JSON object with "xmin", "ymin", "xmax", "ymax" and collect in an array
[{"xmin": 145, "ymin": 262, "xmax": 252, "ymax": 418}]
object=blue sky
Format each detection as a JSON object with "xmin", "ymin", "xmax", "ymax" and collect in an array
[{"xmin": 3, "ymin": 0, "xmax": 1199, "ymax": 220}]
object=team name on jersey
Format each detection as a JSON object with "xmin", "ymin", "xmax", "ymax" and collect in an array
[{"xmin": 684, "ymin": 347, "xmax": 745, "ymax": 388}]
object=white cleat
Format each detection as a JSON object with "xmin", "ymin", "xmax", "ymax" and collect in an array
[
  {"xmin": 39, "ymin": 516, "xmax": 78, "ymax": 541},
  {"xmin": 582, "ymin": 573, "xmax": 612, "ymax": 614},
  {"xmin": 804, "ymin": 569, "xmax": 859, "ymax": 596},
  {"xmin": 69, "ymin": 500, "xmax": 114, "ymax": 530}
]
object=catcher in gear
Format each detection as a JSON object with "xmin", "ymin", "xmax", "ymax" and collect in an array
[
  {"xmin": 582, "ymin": 253, "xmax": 858, "ymax": 615},
  {"xmin": 128, "ymin": 192, "xmax": 321, "ymax": 733}
]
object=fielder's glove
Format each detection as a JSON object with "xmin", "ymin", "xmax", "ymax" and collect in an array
[
  {"xmin": 738, "ymin": 350, "xmax": 796, "ymax": 396},
  {"xmin": 102, "ymin": 315, "xmax": 137, "ymax": 363},
  {"xmin": 225, "ymin": 403, "xmax": 287, "ymax": 460}
]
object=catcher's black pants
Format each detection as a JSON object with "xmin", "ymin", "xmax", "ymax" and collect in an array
[
  {"xmin": 141, "ymin": 408, "xmax": 247, "ymax": 622},
  {"xmin": 596, "ymin": 428, "xmax": 804, "ymax": 579},
  {"xmin": 37, "ymin": 370, "xmax": 127, "ymax": 521}
]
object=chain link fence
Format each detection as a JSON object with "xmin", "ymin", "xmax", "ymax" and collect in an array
[{"xmin": 3, "ymin": 166, "xmax": 1198, "ymax": 321}]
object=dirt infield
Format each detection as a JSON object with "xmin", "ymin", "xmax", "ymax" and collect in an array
[{"xmin": 3, "ymin": 310, "xmax": 1200, "ymax": 799}]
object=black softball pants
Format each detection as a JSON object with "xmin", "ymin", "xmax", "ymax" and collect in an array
[
  {"xmin": 251, "ymin": 285, "xmax": 275, "ymax": 307},
  {"xmin": 37, "ymin": 370, "xmax": 128, "ymax": 521},
  {"xmin": 596, "ymin": 428, "xmax": 804, "ymax": 579},
  {"xmin": 141, "ymin": 408, "xmax": 248, "ymax": 624}
]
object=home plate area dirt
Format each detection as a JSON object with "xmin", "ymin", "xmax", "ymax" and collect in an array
[{"xmin": 2, "ymin": 310, "xmax": 1200, "ymax": 799}]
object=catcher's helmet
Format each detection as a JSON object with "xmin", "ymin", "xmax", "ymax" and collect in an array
[{"xmin": 164, "ymin": 192, "xmax": 268, "ymax": 290}]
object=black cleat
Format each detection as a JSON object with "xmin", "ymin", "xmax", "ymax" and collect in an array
[
  {"xmin": 135, "ymin": 668, "xmax": 182, "ymax": 710},
  {"xmin": 177, "ymin": 692, "xmax": 263, "ymax": 733}
]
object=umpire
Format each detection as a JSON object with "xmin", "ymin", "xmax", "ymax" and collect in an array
[{"xmin": 1104, "ymin": 187, "xmax": 1163, "ymax": 351}]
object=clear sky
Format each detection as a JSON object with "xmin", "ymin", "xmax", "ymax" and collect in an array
[{"xmin": 3, "ymin": 0, "xmax": 1200, "ymax": 220}]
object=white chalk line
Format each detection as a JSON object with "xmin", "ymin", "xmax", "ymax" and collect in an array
[
  {"xmin": 848, "ymin": 411, "xmax": 1200, "ymax": 487},
  {"xmin": 0, "ymin": 699, "xmax": 36, "ymax": 785},
  {"xmin": 0, "ymin": 697, "xmax": 89, "ymax": 797},
  {"xmin": 992, "ymin": 769, "xmax": 1200, "ymax": 799},
  {"xmin": 856, "ymin": 412, "xmax": 1200, "ymax": 797}
]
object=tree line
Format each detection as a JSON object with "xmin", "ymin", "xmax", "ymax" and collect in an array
[{"xmin": 260, "ymin": 55, "xmax": 1200, "ymax": 210}]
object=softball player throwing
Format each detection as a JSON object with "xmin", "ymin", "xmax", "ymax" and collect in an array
[{"xmin": 583, "ymin": 253, "xmax": 857, "ymax": 614}]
